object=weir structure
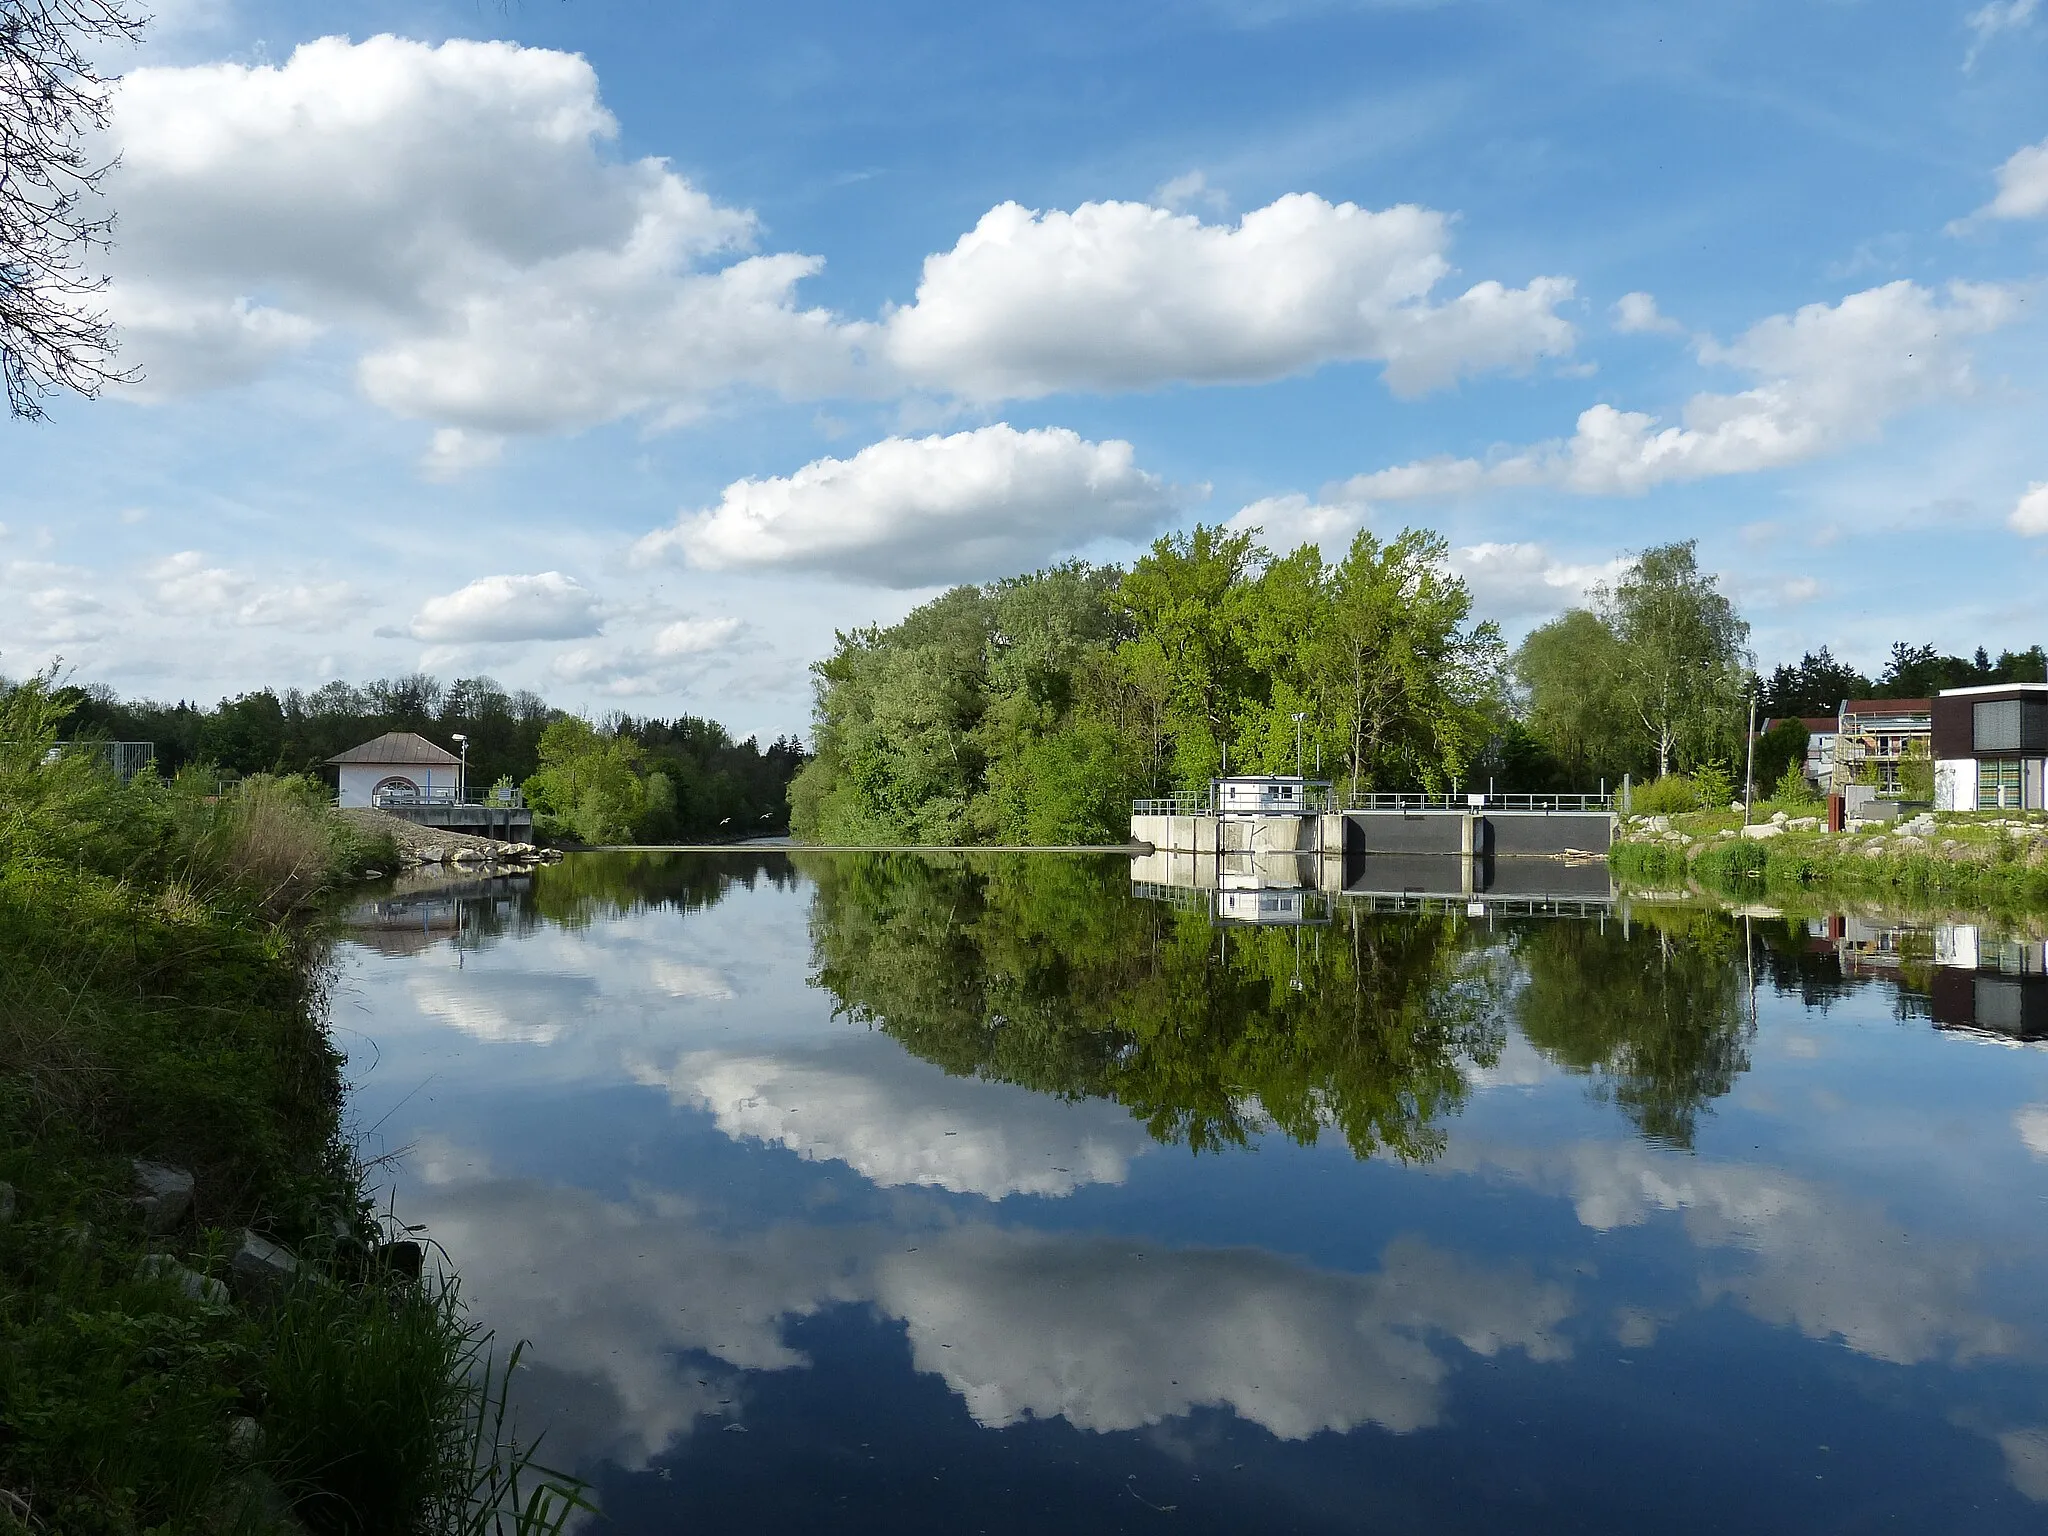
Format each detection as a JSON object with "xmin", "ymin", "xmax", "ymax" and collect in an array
[{"xmin": 1133, "ymin": 778, "xmax": 1616, "ymax": 861}]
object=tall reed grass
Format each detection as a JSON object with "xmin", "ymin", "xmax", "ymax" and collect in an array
[{"xmin": 0, "ymin": 672, "xmax": 576, "ymax": 1534}]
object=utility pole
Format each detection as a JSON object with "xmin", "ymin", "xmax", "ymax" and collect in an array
[
  {"xmin": 452, "ymin": 732, "xmax": 469, "ymax": 804},
  {"xmin": 1292, "ymin": 712, "xmax": 1306, "ymax": 777},
  {"xmin": 1742, "ymin": 692, "xmax": 1757, "ymax": 826}
]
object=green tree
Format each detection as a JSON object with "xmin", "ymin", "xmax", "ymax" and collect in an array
[
  {"xmin": 1316, "ymin": 528, "xmax": 1503, "ymax": 797},
  {"xmin": 1513, "ymin": 608, "xmax": 1635, "ymax": 785},
  {"xmin": 1115, "ymin": 525, "xmax": 1262, "ymax": 789},
  {"xmin": 523, "ymin": 718, "xmax": 646, "ymax": 844},
  {"xmin": 1751, "ymin": 718, "xmax": 1810, "ymax": 794},
  {"xmin": 1593, "ymin": 541, "xmax": 1751, "ymax": 778},
  {"xmin": 1758, "ymin": 648, "xmax": 1867, "ymax": 718}
]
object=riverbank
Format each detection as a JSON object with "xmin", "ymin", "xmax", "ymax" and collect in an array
[
  {"xmin": 0, "ymin": 679, "xmax": 574, "ymax": 1534},
  {"xmin": 1609, "ymin": 804, "xmax": 2048, "ymax": 913}
]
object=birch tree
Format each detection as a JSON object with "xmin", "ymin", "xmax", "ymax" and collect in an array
[{"xmin": 1592, "ymin": 541, "xmax": 1750, "ymax": 779}]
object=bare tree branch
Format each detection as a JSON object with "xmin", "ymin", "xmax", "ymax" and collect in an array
[{"xmin": 1, "ymin": 0, "xmax": 142, "ymax": 420}]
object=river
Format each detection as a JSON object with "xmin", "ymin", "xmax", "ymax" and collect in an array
[{"xmin": 335, "ymin": 851, "xmax": 2048, "ymax": 1533}]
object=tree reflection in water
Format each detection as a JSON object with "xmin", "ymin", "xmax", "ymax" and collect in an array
[
  {"xmin": 799, "ymin": 853, "xmax": 1508, "ymax": 1163},
  {"xmin": 1511, "ymin": 904, "xmax": 1752, "ymax": 1148},
  {"xmin": 406, "ymin": 852, "xmax": 1763, "ymax": 1158}
]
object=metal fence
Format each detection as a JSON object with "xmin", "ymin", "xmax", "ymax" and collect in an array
[
  {"xmin": 1134, "ymin": 789, "xmax": 1614, "ymax": 816},
  {"xmin": 375, "ymin": 785, "xmax": 461, "ymax": 808},
  {"xmin": 1132, "ymin": 793, "xmax": 1211, "ymax": 817},
  {"xmin": 373, "ymin": 784, "xmax": 527, "ymax": 810},
  {"xmin": 39, "ymin": 740, "xmax": 157, "ymax": 781},
  {"xmin": 1340, "ymin": 791, "xmax": 1613, "ymax": 813}
]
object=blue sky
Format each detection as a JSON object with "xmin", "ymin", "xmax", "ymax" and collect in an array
[{"xmin": 4, "ymin": 0, "xmax": 2045, "ymax": 738}]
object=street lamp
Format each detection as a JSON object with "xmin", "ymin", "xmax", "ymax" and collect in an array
[
  {"xmin": 451, "ymin": 733, "xmax": 469, "ymax": 804},
  {"xmin": 1291, "ymin": 712, "xmax": 1307, "ymax": 778}
]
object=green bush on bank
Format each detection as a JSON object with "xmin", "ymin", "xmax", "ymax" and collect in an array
[{"xmin": 0, "ymin": 674, "xmax": 577, "ymax": 1535}]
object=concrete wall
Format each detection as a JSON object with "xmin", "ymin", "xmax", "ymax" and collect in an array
[
  {"xmin": 1135, "ymin": 813, "xmax": 1314, "ymax": 852},
  {"xmin": 1342, "ymin": 811, "xmax": 1477, "ymax": 855},
  {"xmin": 1487, "ymin": 811, "xmax": 1613, "ymax": 855}
]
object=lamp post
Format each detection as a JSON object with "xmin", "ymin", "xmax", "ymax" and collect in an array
[
  {"xmin": 1742, "ymin": 692, "xmax": 1756, "ymax": 828},
  {"xmin": 452, "ymin": 733, "xmax": 469, "ymax": 804},
  {"xmin": 1291, "ymin": 712, "xmax": 1307, "ymax": 778}
]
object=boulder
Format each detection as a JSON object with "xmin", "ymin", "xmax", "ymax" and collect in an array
[
  {"xmin": 419, "ymin": 845, "xmax": 447, "ymax": 864},
  {"xmin": 1786, "ymin": 817, "xmax": 1821, "ymax": 831},
  {"xmin": 132, "ymin": 1161, "xmax": 194, "ymax": 1233},
  {"xmin": 230, "ymin": 1230, "xmax": 300, "ymax": 1297},
  {"xmin": 227, "ymin": 1416, "xmax": 265, "ymax": 1459},
  {"xmin": 1644, "ymin": 815, "xmax": 1671, "ymax": 833},
  {"xmin": 139, "ymin": 1253, "xmax": 230, "ymax": 1306},
  {"xmin": 1741, "ymin": 823, "xmax": 1783, "ymax": 840},
  {"xmin": 1770, "ymin": 810, "xmax": 1789, "ymax": 825}
]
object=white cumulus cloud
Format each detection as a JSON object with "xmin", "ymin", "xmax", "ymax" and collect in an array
[
  {"xmin": 103, "ymin": 35, "xmax": 864, "ymax": 431},
  {"xmin": 1448, "ymin": 543, "xmax": 1630, "ymax": 621},
  {"xmin": 1612, "ymin": 291, "xmax": 1684, "ymax": 335},
  {"xmin": 408, "ymin": 572, "xmax": 602, "ymax": 643},
  {"xmin": 145, "ymin": 551, "xmax": 360, "ymax": 629},
  {"xmin": 882, "ymin": 194, "xmax": 1576, "ymax": 400},
  {"xmin": 2012, "ymin": 485, "xmax": 2048, "ymax": 536},
  {"xmin": 1967, "ymin": 135, "xmax": 2048, "ymax": 222},
  {"xmin": 637, "ymin": 424, "xmax": 1178, "ymax": 586},
  {"xmin": 1224, "ymin": 492, "xmax": 1368, "ymax": 553},
  {"xmin": 1342, "ymin": 280, "xmax": 2018, "ymax": 501},
  {"xmin": 653, "ymin": 616, "xmax": 743, "ymax": 656}
]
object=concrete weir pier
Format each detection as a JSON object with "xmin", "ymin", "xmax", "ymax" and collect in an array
[{"xmin": 1133, "ymin": 779, "xmax": 1615, "ymax": 860}]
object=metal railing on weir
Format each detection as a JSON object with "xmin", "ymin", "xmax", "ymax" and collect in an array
[
  {"xmin": 1134, "ymin": 789, "xmax": 1614, "ymax": 815},
  {"xmin": 372, "ymin": 785, "xmax": 526, "ymax": 810}
]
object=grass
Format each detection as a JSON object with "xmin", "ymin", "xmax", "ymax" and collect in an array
[
  {"xmin": 0, "ymin": 673, "xmax": 581, "ymax": 1535},
  {"xmin": 1610, "ymin": 802, "xmax": 2048, "ymax": 917}
]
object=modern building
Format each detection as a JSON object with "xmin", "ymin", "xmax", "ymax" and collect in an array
[
  {"xmin": 1932, "ymin": 683, "xmax": 2048, "ymax": 811},
  {"xmin": 326, "ymin": 731, "xmax": 463, "ymax": 809},
  {"xmin": 1832, "ymin": 698, "xmax": 1932, "ymax": 795}
]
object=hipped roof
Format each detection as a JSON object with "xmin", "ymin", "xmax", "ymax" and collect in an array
[{"xmin": 325, "ymin": 731, "xmax": 462, "ymax": 767}]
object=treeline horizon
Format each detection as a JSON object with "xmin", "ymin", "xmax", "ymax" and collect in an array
[
  {"xmin": 793, "ymin": 524, "xmax": 2044, "ymax": 845},
  {"xmin": 27, "ymin": 671, "xmax": 807, "ymax": 844}
]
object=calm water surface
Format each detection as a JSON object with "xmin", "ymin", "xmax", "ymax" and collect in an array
[{"xmin": 335, "ymin": 853, "xmax": 2048, "ymax": 1533}]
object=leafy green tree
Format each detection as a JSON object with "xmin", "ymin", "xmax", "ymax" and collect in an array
[
  {"xmin": 1751, "ymin": 718, "xmax": 1810, "ymax": 796},
  {"xmin": 1115, "ymin": 525, "xmax": 1262, "ymax": 788},
  {"xmin": 1317, "ymin": 528, "xmax": 1503, "ymax": 797},
  {"xmin": 523, "ymin": 718, "xmax": 646, "ymax": 844},
  {"xmin": 1592, "ymin": 541, "xmax": 1751, "ymax": 778},
  {"xmin": 199, "ymin": 690, "xmax": 287, "ymax": 775},
  {"xmin": 1513, "ymin": 609, "xmax": 1635, "ymax": 785}
]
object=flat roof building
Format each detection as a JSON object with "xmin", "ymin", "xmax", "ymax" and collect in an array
[{"xmin": 1931, "ymin": 683, "xmax": 2048, "ymax": 811}]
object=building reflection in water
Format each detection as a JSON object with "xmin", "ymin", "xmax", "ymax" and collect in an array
[{"xmin": 1132, "ymin": 847, "xmax": 1617, "ymax": 925}]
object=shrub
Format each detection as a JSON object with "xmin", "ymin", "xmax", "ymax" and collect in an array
[
  {"xmin": 1692, "ymin": 761, "xmax": 1735, "ymax": 810},
  {"xmin": 1771, "ymin": 763, "xmax": 1819, "ymax": 805},
  {"xmin": 1629, "ymin": 774, "xmax": 1700, "ymax": 814}
]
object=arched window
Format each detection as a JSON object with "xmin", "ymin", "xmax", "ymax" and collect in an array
[{"xmin": 373, "ymin": 775, "xmax": 421, "ymax": 805}]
